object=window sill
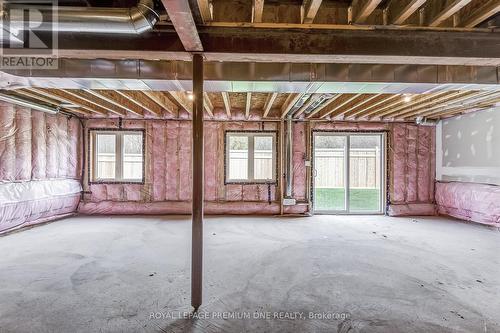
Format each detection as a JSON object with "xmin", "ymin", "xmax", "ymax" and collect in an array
[{"xmin": 89, "ymin": 180, "xmax": 145, "ymax": 185}]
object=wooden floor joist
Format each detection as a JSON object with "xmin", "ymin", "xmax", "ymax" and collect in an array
[
  {"xmin": 85, "ymin": 90, "xmax": 145, "ymax": 116},
  {"xmin": 221, "ymin": 92, "xmax": 231, "ymax": 117},
  {"xmin": 9, "ymin": 87, "xmax": 500, "ymax": 121}
]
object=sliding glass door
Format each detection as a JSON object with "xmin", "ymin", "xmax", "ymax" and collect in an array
[{"xmin": 313, "ymin": 132, "xmax": 385, "ymax": 214}]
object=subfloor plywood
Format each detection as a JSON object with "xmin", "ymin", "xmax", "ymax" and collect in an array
[{"xmin": 0, "ymin": 215, "xmax": 499, "ymax": 332}]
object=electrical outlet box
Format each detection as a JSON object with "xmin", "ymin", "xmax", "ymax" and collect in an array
[
  {"xmin": 304, "ymin": 160, "xmax": 311, "ymax": 167},
  {"xmin": 283, "ymin": 198, "xmax": 296, "ymax": 206}
]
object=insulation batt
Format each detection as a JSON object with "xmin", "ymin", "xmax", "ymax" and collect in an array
[
  {"xmin": 435, "ymin": 181, "xmax": 500, "ymax": 226},
  {"xmin": 80, "ymin": 119, "xmax": 436, "ymax": 216},
  {"xmin": 0, "ymin": 103, "xmax": 82, "ymax": 233},
  {"xmin": 80, "ymin": 119, "xmax": 279, "ymax": 214}
]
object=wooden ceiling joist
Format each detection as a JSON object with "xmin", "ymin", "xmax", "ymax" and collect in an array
[
  {"xmin": 295, "ymin": 94, "xmax": 319, "ymax": 118},
  {"xmin": 61, "ymin": 89, "xmax": 127, "ymax": 117},
  {"xmin": 302, "ymin": 0, "xmax": 323, "ymax": 23},
  {"xmin": 281, "ymin": 93, "xmax": 302, "ymax": 118},
  {"xmin": 399, "ymin": 91, "xmax": 500, "ymax": 119},
  {"xmin": 381, "ymin": 91, "xmax": 474, "ymax": 119},
  {"xmin": 321, "ymin": 94, "xmax": 362, "ymax": 118},
  {"xmin": 245, "ymin": 92, "xmax": 252, "ymax": 119},
  {"xmin": 345, "ymin": 94, "xmax": 400, "ymax": 119},
  {"xmin": 116, "ymin": 91, "xmax": 163, "ymax": 116},
  {"xmin": 306, "ymin": 94, "xmax": 342, "ymax": 119},
  {"xmin": 386, "ymin": 0, "xmax": 427, "ymax": 25},
  {"xmin": 366, "ymin": 91, "xmax": 451, "ymax": 119},
  {"xmin": 142, "ymin": 91, "xmax": 177, "ymax": 115},
  {"xmin": 252, "ymin": 0, "xmax": 264, "ymax": 23},
  {"xmin": 27, "ymin": 88, "xmax": 109, "ymax": 116},
  {"xmin": 461, "ymin": 0, "xmax": 500, "ymax": 27},
  {"xmin": 263, "ymin": 92, "xmax": 278, "ymax": 118},
  {"xmin": 426, "ymin": 0, "xmax": 472, "ymax": 27},
  {"xmin": 351, "ymin": 0, "xmax": 384, "ymax": 24},
  {"xmin": 203, "ymin": 92, "xmax": 214, "ymax": 117},
  {"xmin": 221, "ymin": 92, "xmax": 231, "ymax": 117},
  {"xmin": 196, "ymin": 0, "xmax": 213, "ymax": 23},
  {"xmin": 84, "ymin": 90, "xmax": 144, "ymax": 116},
  {"xmin": 336, "ymin": 93, "xmax": 382, "ymax": 119},
  {"xmin": 168, "ymin": 91, "xmax": 193, "ymax": 114}
]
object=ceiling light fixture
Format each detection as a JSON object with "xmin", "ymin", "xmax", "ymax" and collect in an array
[{"xmin": 403, "ymin": 94, "xmax": 412, "ymax": 103}]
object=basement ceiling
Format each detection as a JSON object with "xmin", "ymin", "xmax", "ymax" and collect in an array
[{"xmin": 5, "ymin": 88, "xmax": 500, "ymax": 122}]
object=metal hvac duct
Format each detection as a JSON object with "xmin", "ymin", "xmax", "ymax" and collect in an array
[{"xmin": 1, "ymin": 0, "xmax": 159, "ymax": 34}]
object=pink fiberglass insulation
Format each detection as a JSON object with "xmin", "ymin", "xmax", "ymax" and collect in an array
[
  {"xmin": 292, "ymin": 122, "xmax": 307, "ymax": 201},
  {"xmin": 435, "ymin": 182, "xmax": 500, "ymax": 226},
  {"xmin": 79, "ymin": 201, "xmax": 307, "ymax": 215},
  {"xmin": 388, "ymin": 123, "xmax": 435, "ymax": 216},
  {"xmin": 0, "ymin": 103, "xmax": 82, "ymax": 234},
  {"xmin": 80, "ymin": 119, "xmax": 280, "ymax": 215}
]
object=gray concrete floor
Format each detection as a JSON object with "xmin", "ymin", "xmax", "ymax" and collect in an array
[{"xmin": 0, "ymin": 215, "xmax": 499, "ymax": 333}]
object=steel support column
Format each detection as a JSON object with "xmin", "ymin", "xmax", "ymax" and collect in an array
[{"xmin": 191, "ymin": 53, "xmax": 204, "ymax": 310}]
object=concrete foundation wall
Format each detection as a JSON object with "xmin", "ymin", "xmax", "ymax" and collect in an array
[
  {"xmin": 435, "ymin": 108, "xmax": 500, "ymax": 226},
  {"xmin": 0, "ymin": 103, "xmax": 82, "ymax": 233},
  {"xmin": 79, "ymin": 119, "xmax": 436, "ymax": 216},
  {"xmin": 79, "ymin": 118, "xmax": 293, "ymax": 215}
]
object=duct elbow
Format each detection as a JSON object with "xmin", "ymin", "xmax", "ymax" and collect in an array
[{"xmin": 130, "ymin": 0, "xmax": 160, "ymax": 34}]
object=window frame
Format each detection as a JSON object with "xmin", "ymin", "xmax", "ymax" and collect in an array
[
  {"xmin": 224, "ymin": 130, "xmax": 278, "ymax": 185},
  {"xmin": 89, "ymin": 128, "xmax": 145, "ymax": 184}
]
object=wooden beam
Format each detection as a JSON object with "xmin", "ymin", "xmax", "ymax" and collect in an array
[
  {"xmin": 252, "ymin": 0, "xmax": 264, "ymax": 23},
  {"xmin": 191, "ymin": 53, "xmax": 204, "ymax": 310},
  {"xmin": 365, "ymin": 91, "xmax": 450, "ymax": 119},
  {"xmin": 245, "ymin": 92, "xmax": 252, "ymax": 119},
  {"xmin": 386, "ymin": 0, "xmax": 427, "ymax": 25},
  {"xmin": 461, "ymin": 0, "xmax": 500, "ymax": 27},
  {"xmin": 306, "ymin": 94, "xmax": 342, "ymax": 118},
  {"xmin": 380, "ymin": 91, "xmax": 473, "ymax": 119},
  {"xmin": 221, "ymin": 92, "xmax": 231, "ymax": 117},
  {"xmin": 27, "ymin": 88, "xmax": 108, "ymax": 115},
  {"xmin": 203, "ymin": 92, "xmax": 213, "ymax": 117},
  {"xmin": 351, "ymin": 0, "xmax": 383, "ymax": 24},
  {"xmin": 160, "ymin": 0, "xmax": 203, "ymax": 51},
  {"xmin": 336, "ymin": 93, "xmax": 381, "ymax": 119},
  {"xmin": 197, "ymin": 0, "xmax": 212, "ymax": 23},
  {"xmin": 302, "ymin": 0, "xmax": 323, "ymax": 23},
  {"xmin": 61, "ymin": 89, "xmax": 127, "ymax": 116},
  {"xmin": 169, "ymin": 91, "xmax": 193, "ymax": 113},
  {"xmin": 142, "ymin": 91, "xmax": 178, "ymax": 114},
  {"xmin": 14, "ymin": 90, "xmax": 90, "ymax": 116},
  {"xmin": 345, "ymin": 94, "xmax": 399, "ymax": 119},
  {"xmin": 263, "ymin": 92, "xmax": 278, "ymax": 118},
  {"xmin": 426, "ymin": 0, "xmax": 472, "ymax": 27},
  {"xmin": 320, "ymin": 94, "xmax": 361, "ymax": 118},
  {"xmin": 294, "ymin": 94, "xmax": 319, "ymax": 118},
  {"xmin": 397, "ymin": 91, "xmax": 499, "ymax": 119},
  {"xmin": 115, "ymin": 91, "xmax": 163, "ymax": 116},
  {"xmin": 280, "ymin": 93, "xmax": 301, "ymax": 118},
  {"xmin": 85, "ymin": 90, "xmax": 144, "ymax": 116}
]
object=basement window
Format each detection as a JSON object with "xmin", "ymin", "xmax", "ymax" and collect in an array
[
  {"xmin": 225, "ymin": 131, "xmax": 277, "ymax": 184},
  {"xmin": 90, "ymin": 130, "xmax": 145, "ymax": 183}
]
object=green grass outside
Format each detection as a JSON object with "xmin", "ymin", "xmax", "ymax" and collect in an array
[{"xmin": 315, "ymin": 188, "xmax": 380, "ymax": 212}]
